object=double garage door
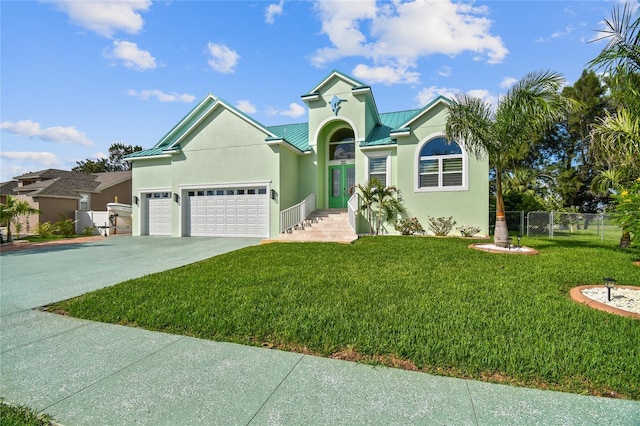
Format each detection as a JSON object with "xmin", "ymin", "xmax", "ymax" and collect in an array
[{"xmin": 188, "ymin": 187, "xmax": 269, "ymax": 237}]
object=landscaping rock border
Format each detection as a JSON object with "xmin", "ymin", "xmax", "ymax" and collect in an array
[
  {"xmin": 570, "ymin": 285, "xmax": 640, "ymax": 320},
  {"xmin": 468, "ymin": 243, "xmax": 539, "ymax": 255}
]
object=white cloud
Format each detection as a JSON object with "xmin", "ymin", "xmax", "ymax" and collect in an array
[
  {"xmin": 416, "ymin": 86, "xmax": 498, "ymax": 108},
  {"xmin": 47, "ymin": 0, "xmax": 151, "ymax": 38},
  {"xmin": 416, "ymin": 86, "xmax": 459, "ymax": 105},
  {"xmin": 500, "ymin": 77, "xmax": 517, "ymax": 89},
  {"xmin": 467, "ymin": 89, "xmax": 498, "ymax": 107},
  {"xmin": 267, "ymin": 103, "xmax": 306, "ymax": 118},
  {"xmin": 1, "ymin": 120, "xmax": 93, "ymax": 146},
  {"xmin": 265, "ymin": 0, "xmax": 284, "ymax": 24},
  {"xmin": 206, "ymin": 42, "xmax": 240, "ymax": 74},
  {"xmin": 0, "ymin": 151, "xmax": 62, "ymax": 180},
  {"xmin": 352, "ymin": 64, "xmax": 419, "ymax": 85},
  {"xmin": 235, "ymin": 100, "xmax": 257, "ymax": 114},
  {"xmin": 438, "ymin": 66, "xmax": 452, "ymax": 77},
  {"xmin": 128, "ymin": 89, "xmax": 195, "ymax": 103},
  {"xmin": 105, "ymin": 40, "xmax": 157, "ymax": 71},
  {"xmin": 311, "ymin": 0, "xmax": 507, "ymax": 85}
]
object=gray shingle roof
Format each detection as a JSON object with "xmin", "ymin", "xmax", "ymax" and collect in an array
[{"xmin": 10, "ymin": 169, "xmax": 131, "ymax": 198}]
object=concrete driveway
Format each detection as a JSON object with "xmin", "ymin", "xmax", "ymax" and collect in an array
[{"xmin": 1, "ymin": 236, "xmax": 639, "ymax": 425}]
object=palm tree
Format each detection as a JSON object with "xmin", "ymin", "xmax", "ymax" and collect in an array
[
  {"xmin": 588, "ymin": 3, "xmax": 640, "ymax": 74},
  {"xmin": 445, "ymin": 70, "xmax": 570, "ymax": 247},
  {"xmin": 353, "ymin": 179, "xmax": 405, "ymax": 235},
  {"xmin": 0, "ymin": 195, "xmax": 41, "ymax": 242}
]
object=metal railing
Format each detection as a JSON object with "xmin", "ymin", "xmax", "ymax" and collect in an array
[
  {"xmin": 279, "ymin": 193, "xmax": 316, "ymax": 233},
  {"xmin": 347, "ymin": 192, "xmax": 361, "ymax": 234}
]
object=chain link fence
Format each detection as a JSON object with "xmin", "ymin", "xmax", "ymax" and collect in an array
[
  {"xmin": 526, "ymin": 211, "xmax": 620, "ymax": 241},
  {"xmin": 489, "ymin": 211, "xmax": 525, "ymax": 236}
]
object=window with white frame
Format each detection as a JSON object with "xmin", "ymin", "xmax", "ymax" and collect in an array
[
  {"xmin": 79, "ymin": 193, "xmax": 90, "ymax": 210},
  {"xmin": 417, "ymin": 137, "xmax": 466, "ymax": 190},
  {"xmin": 366, "ymin": 152, "xmax": 390, "ymax": 186}
]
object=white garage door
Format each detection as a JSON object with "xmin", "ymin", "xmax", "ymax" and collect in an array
[
  {"xmin": 188, "ymin": 187, "xmax": 268, "ymax": 237},
  {"xmin": 146, "ymin": 192, "xmax": 172, "ymax": 235}
]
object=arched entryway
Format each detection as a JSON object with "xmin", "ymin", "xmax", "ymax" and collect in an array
[{"xmin": 327, "ymin": 127, "xmax": 355, "ymax": 208}]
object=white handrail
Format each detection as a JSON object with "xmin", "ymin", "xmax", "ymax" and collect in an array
[
  {"xmin": 280, "ymin": 193, "xmax": 316, "ymax": 233},
  {"xmin": 347, "ymin": 192, "xmax": 360, "ymax": 233}
]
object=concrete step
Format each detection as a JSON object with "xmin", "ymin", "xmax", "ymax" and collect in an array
[{"xmin": 275, "ymin": 209, "xmax": 357, "ymax": 243}]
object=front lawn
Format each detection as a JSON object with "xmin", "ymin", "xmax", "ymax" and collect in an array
[{"xmin": 48, "ymin": 237, "xmax": 640, "ymax": 399}]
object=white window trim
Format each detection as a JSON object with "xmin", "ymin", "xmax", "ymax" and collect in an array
[
  {"xmin": 365, "ymin": 150, "xmax": 391, "ymax": 186},
  {"xmin": 414, "ymin": 133, "xmax": 468, "ymax": 192}
]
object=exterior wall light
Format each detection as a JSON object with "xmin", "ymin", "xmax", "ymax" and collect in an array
[
  {"xmin": 174, "ymin": 193, "xmax": 180, "ymax": 203},
  {"xmin": 133, "ymin": 196, "xmax": 139, "ymax": 205}
]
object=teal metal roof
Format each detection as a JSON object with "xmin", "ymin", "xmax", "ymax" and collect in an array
[
  {"xmin": 266, "ymin": 123, "xmax": 310, "ymax": 152},
  {"xmin": 361, "ymin": 109, "xmax": 422, "ymax": 147}
]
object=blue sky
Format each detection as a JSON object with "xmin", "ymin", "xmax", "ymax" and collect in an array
[{"xmin": 1, "ymin": 0, "xmax": 635, "ymax": 182}]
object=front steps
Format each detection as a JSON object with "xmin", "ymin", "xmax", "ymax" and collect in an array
[{"xmin": 268, "ymin": 209, "xmax": 358, "ymax": 244}]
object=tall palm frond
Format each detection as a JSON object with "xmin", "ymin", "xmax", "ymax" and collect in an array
[
  {"xmin": 589, "ymin": 3, "xmax": 640, "ymax": 73},
  {"xmin": 590, "ymin": 108, "xmax": 640, "ymax": 175}
]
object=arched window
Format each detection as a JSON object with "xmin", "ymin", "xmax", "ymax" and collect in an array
[
  {"xmin": 329, "ymin": 128, "xmax": 355, "ymax": 160},
  {"xmin": 417, "ymin": 137, "xmax": 466, "ymax": 190}
]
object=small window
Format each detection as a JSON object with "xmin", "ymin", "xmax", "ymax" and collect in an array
[
  {"xmin": 247, "ymin": 189, "xmax": 256, "ymax": 195},
  {"xmin": 188, "ymin": 191, "xmax": 195, "ymax": 196},
  {"xmin": 237, "ymin": 189, "xmax": 245, "ymax": 195},
  {"xmin": 258, "ymin": 188, "xmax": 267, "ymax": 195},
  {"xmin": 197, "ymin": 190, "xmax": 205, "ymax": 196},
  {"xmin": 206, "ymin": 190, "xmax": 215, "ymax": 196},
  {"xmin": 369, "ymin": 157, "xmax": 387, "ymax": 186},
  {"xmin": 329, "ymin": 128, "xmax": 355, "ymax": 160},
  {"xmin": 79, "ymin": 193, "xmax": 90, "ymax": 210},
  {"xmin": 226, "ymin": 189, "xmax": 235, "ymax": 195},
  {"xmin": 417, "ymin": 137, "xmax": 465, "ymax": 190}
]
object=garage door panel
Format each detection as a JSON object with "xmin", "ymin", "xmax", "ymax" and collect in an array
[
  {"xmin": 147, "ymin": 195, "xmax": 171, "ymax": 236},
  {"xmin": 188, "ymin": 187, "xmax": 268, "ymax": 237}
]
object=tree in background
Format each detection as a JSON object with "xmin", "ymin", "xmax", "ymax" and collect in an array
[
  {"xmin": 73, "ymin": 143, "xmax": 142, "ymax": 173},
  {"xmin": 445, "ymin": 70, "xmax": 570, "ymax": 247},
  {"xmin": 587, "ymin": 4, "xmax": 639, "ymax": 246}
]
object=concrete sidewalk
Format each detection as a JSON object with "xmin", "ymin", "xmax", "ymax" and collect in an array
[{"xmin": 1, "ymin": 236, "xmax": 639, "ymax": 425}]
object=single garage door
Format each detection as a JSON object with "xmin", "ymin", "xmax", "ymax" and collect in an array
[
  {"xmin": 188, "ymin": 187, "xmax": 268, "ymax": 237},
  {"xmin": 146, "ymin": 192, "xmax": 172, "ymax": 235}
]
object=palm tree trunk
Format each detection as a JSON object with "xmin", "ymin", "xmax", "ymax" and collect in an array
[{"xmin": 494, "ymin": 170, "xmax": 510, "ymax": 247}]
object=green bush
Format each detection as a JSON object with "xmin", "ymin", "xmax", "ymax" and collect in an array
[
  {"xmin": 35, "ymin": 222, "xmax": 53, "ymax": 238},
  {"xmin": 427, "ymin": 216, "xmax": 456, "ymax": 236},
  {"xmin": 83, "ymin": 225, "xmax": 95, "ymax": 236},
  {"xmin": 53, "ymin": 216, "xmax": 75, "ymax": 237}
]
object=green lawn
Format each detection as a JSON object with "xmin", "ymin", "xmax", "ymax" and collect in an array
[
  {"xmin": 48, "ymin": 236, "xmax": 640, "ymax": 399},
  {"xmin": 0, "ymin": 400, "xmax": 53, "ymax": 426}
]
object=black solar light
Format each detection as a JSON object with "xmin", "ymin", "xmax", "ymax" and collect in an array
[{"xmin": 603, "ymin": 278, "xmax": 616, "ymax": 302}]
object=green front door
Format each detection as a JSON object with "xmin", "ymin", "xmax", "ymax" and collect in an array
[{"xmin": 328, "ymin": 164, "xmax": 355, "ymax": 208}]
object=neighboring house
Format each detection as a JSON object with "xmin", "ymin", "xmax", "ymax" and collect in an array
[
  {"xmin": 0, "ymin": 169, "xmax": 132, "ymax": 231},
  {"xmin": 127, "ymin": 70, "xmax": 489, "ymax": 239}
]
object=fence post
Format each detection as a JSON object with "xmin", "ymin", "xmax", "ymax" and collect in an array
[{"xmin": 549, "ymin": 211, "xmax": 554, "ymax": 238}]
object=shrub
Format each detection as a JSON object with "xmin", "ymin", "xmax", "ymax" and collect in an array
[
  {"xmin": 427, "ymin": 216, "xmax": 456, "ymax": 236},
  {"xmin": 53, "ymin": 216, "xmax": 75, "ymax": 237},
  {"xmin": 457, "ymin": 225, "xmax": 481, "ymax": 237},
  {"xmin": 83, "ymin": 225, "xmax": 95, "ymax": 236},
  {"xmin": 395, "ymin": 217, "xmax": 424, "ymax": 235},
  {"xmin": 35, "ymin": 222, "xmax": 53, "ymax": 238}
]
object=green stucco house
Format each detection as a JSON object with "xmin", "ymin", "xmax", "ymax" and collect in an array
[{"xmin": 127, "ymin": 70, "xmax": 489, "ymax": 239}]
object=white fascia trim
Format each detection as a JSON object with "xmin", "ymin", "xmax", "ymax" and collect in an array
[
  {"xmin": 301, "ymin": 93, "xmax": 320, "ymax": 102},
  {"xmin": 178, "ymin": 181, "xmax": 272, "ymax": 191},
  {"xmin": 360, "ymin": 144, "xmax": 396, "ymax": 151},
  {"xmin": 156, "ymin": 95, "xmax": 216, "ymax": 148},
  {"xmin": 351, "ymin": 87, "xmax": 371, "ymax": 95},
  {"xmin": 126, "ymin": 154, "xmax": 173, "ymax": 162},
  {"xmin": 265, "ymin": 139, "xmax": 304, "ymax": 155},
  {"xmin": 389, "ymin": 131, "xmax": 410, "ymax": 138}
]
